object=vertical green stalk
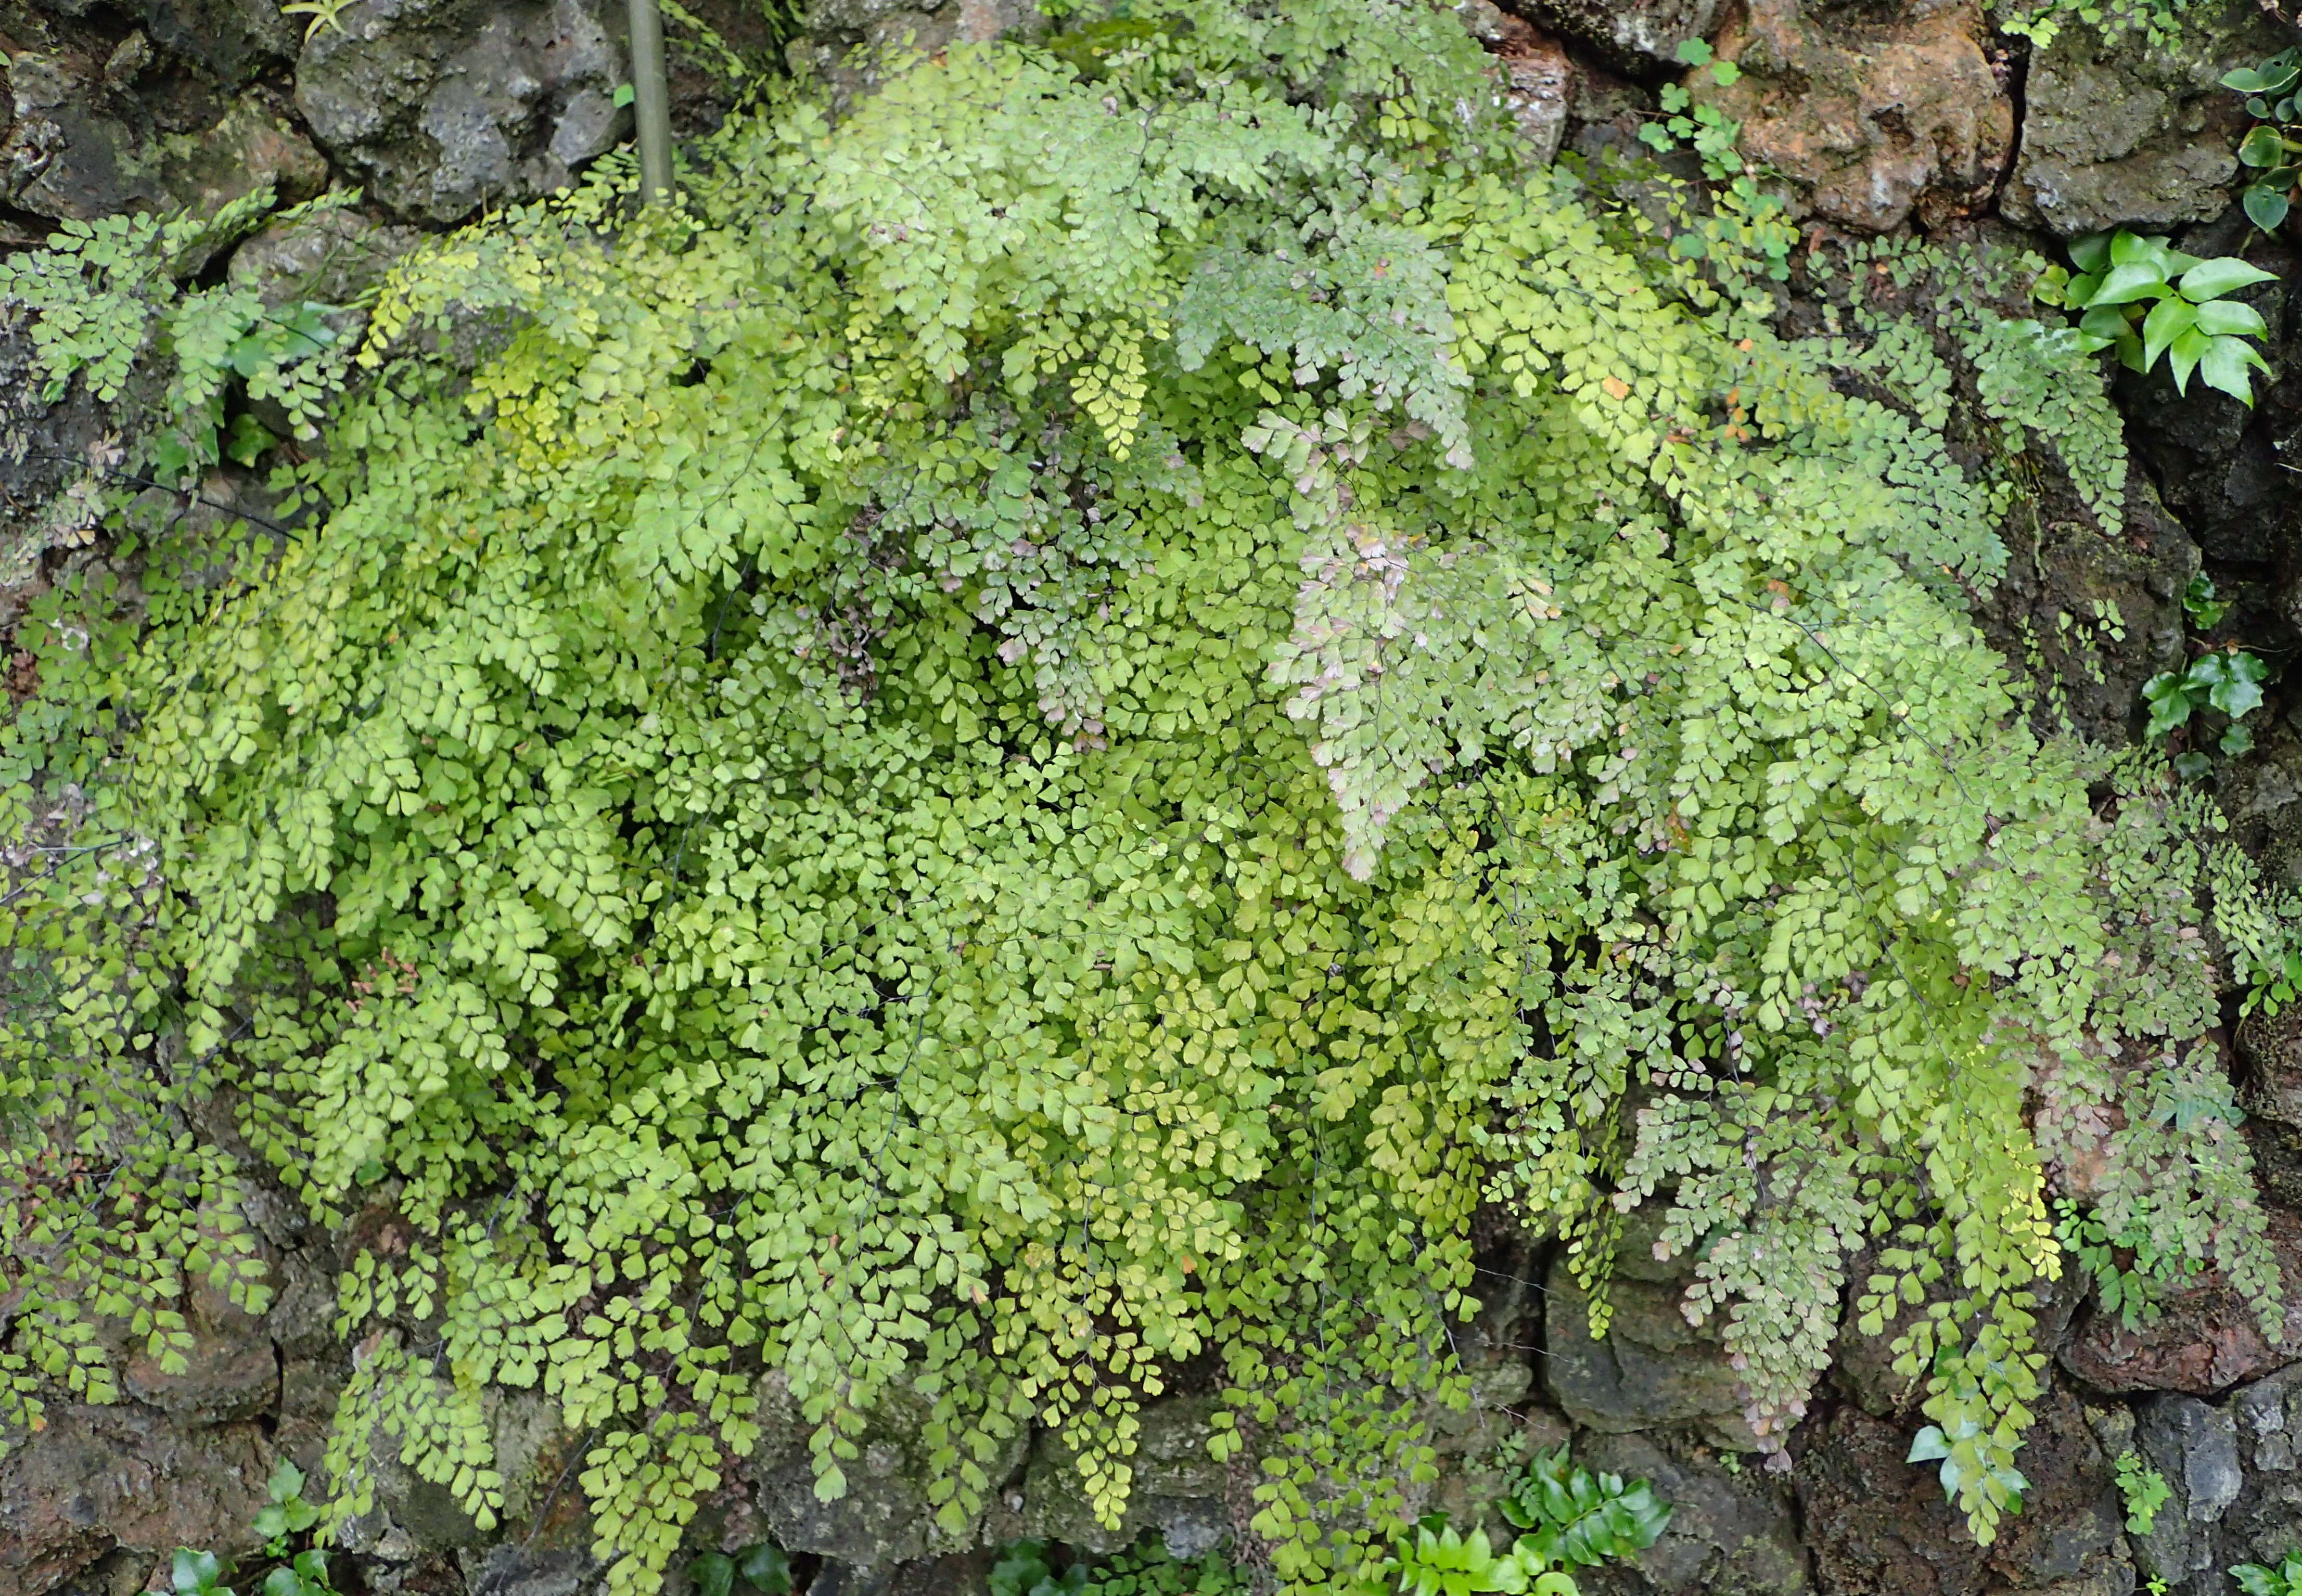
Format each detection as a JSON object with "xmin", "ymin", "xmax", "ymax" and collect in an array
[{"xmin": 627, "ymin": 0, "xmax": 675, "ymax": 204}]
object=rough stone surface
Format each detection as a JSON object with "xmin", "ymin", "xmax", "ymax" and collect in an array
[
  {"xmin": 1544, "ymin": 1209, "xmax": 1758, "ymax": 1451},
  {"xmin": 2003, "ymin": 0, "xmax": 2294, "ymax": 236},
  {"xmin": 1975, "ymin": 471, "xmax": 2199, "ymax": 749},
  {"xmin": 2060, "ymin": 1208, "xmax": 2302, "ymax": 1396},
  {"xmin": 294, "ymin": 0, "xmax": 628, "ymax": 224},
  {"xmin": 228, "ymin": 207, "xmax": 427, "ymax": 306},
  {"xmin": 4, "ymin": 50, "xmax": 325, "ymax": 229},
  {"xmin": 0, "ymin": 1403, "xmax": 279, "ymax": 1596},
  {"xmin": 1698, "ymin": 0, "xmax": 2012, "ymax": 233},
  {"xmin": 119, "ymin": 1280, "xmax": 278, "ymax": 1425},
  {"xmin": 1495, "ymin": 0, "xmax": 1725, "ymax": 73},
  {"xmin": 748, "ymin": 1379, "xmax": 1024, "ymax": 1567},
  {"xmin": 1003, "ymin": 1396, "xmax": 1227, "ymax": 1559},
  {"xmin": 1796, "ymin": 1388, "xmax": 2129, "ymax": 1596},
  {"xmin": 1461, "ymin": 1, "xmax": 1572, "ymax": 165},
  {"xmin": 2129, "ymin": 1394, "xmax": 2243, "ymax": 1589},
  {"xmin": 787, "ymin": 0, "xmax": 1047, "ymax": 107}
]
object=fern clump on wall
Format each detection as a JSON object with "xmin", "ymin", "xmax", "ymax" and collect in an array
[{"xmin": 0, "ymin": 2, "xmax": 2286, "ymax": 1589}]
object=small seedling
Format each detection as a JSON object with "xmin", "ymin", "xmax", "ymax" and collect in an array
[
  {"xmin": 992, "ymin": 1542, "xmax": 1089, "ymax": 1596},
  {"xmin": 2184, "ymin": 572, "xmax": 2233, "ymax": 628},
  {"xmin": 2143, "ymin": 647, "xmax": 2269, "ymax": 755},
  {"xmin": 253, "ymin": 1462, "xmax": 322, "ymax": 1556},
  {"xmin": 1639, "ymin": 39, "xmax": 1748, "ymax": 182},
  {"xmin": 2114, "ymin": 1450, "xmax": 2171, "ymax": 1535},
  {"xmin": 688, "ymin": 1544, "xmax": 792, "ymax": 1596}
]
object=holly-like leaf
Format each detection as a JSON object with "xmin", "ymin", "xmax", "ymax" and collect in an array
[
  {"xmin": 2141, "ymin": 294, "xmax": 2197, "ymax": 368},
  {"xmin": 2199, "ymin": 650, "xmax": 2271, "ymax": 718},
  {"xmin": 2242, "ymin": 125, "xmax": 2290, "ymax": 168},
  {"xmin": 2194, "ymin": 298, "xmax": 2269, "ymax": 338},
  {"xmin": 2178, "ymin": 256, "xmax": 2279, "ymax": 301},
  {"xmin": 2090, "ymin": 262, "xmax": 2176, "ymax": 306},
  {"xmin": 2167, "ymin": 324, "xmax": 2213, "ymax": 392},
  {"xmin": 2199, "ymin": 333, "xmax": 2273, "ymax": 405}
]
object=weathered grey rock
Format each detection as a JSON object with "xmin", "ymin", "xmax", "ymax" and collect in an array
[
  {"xmin": 3, "ymin": 48, "xmax": 323, "ymax": 230},
  {"xmin": 808, "ymin": 1555, "xmax": 996, "ymax": 1596},
  {"xmin": 1696, "ymin": 0, "xmax": 2012, "ymax": 233},
  {"xmin": 1494, "ymin": 0, "xmax": 1725, "ymax": 73},
  {"xmin": 337, "ymin": 1388, "xmax": 585, "ymax": 1561},
  {"xmin": 1987, "ymin": 1391, "xmax": 2131, "ymax": 1594},
  {"xmin": 0, "ymin": 1404, "xmax": 276, "ymax": 1596},
  {"xmin": 295, "ymin": 0, "xmax": 628, "ymax": 225},
  {"xmin": 2194, "ymin": 1363, "xmax": 2302, "ymax": 1588},
  {"xmin": 1543, "ymin": 1210, "xmax": 1757, "ymax": 1451},
  {"xmin": 1002, "ymin": 1395, "xmax": 1226, "ymax": 1559},
  {"xmin": 787, "ymin": 0, "xmax": 1046, "ymax": 107},
  {"xmin": 1976, "ymin": 471, "xmax": 2197, "ymax": 749},
  {"xmin": 2131, "ymin": 1393, "xmax": 2243, "ymax": 1588},
  {"xmin": 2060, "ymin": 1208, "xmax": 2302, "ymax": 1397},
  {"xmin": 127, "ymin": 0, "xmax": 302, "ymax": 87},
  {"xmin": 228, "ymin": 205, "xmax": 425, "ymax": 306},
  {"xmin": 1797, "ymin": 1389, "xmax": 2130, "ymax": 1596},
  {"xmin": 747, "ymin": 1379, "xmax": 1028, "ymax": 1567},
  {"xmin": 1459, "ymin": 2, "xmax": 1571, "ymax": 166},
  {"xmin": 119, "ymin": 1279, "xmax": 278, "ymax": 1424},
  {"xmin": 2003, "ymin": 0, "xmax": 2294, "ymax": 237},
  {"xmin": 459, "ymin": 1545, "xmax": 604, "ymax": 1596}
]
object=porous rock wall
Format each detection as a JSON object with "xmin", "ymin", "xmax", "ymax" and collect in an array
[{"xmin": 10, "ymin": 0, "xmax": 2302, "ymax": 1592}]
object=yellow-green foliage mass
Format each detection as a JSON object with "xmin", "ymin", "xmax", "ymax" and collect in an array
[{"xmin": 0, "ymin": 3, "xmax": 2287, "ymax": 1590}]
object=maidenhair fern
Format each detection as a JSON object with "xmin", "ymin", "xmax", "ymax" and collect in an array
[{"xmin": 0, "ymin": 2, "xmax": 2286, "ymax": 1591}]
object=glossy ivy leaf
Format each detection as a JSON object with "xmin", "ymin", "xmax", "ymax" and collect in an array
[
  {"xmin": 2226, "ymin": 56, "xmax": 2302, "ymax": 93},
  {"xmin": 2141, "ymin": 294, "xmax": 2197, "ymax": 366},
  {"xmin": 2112, "ymin": 228, "xmax": 2202, "ymax": 274},
  {"xmin": 2184, "ymin": 573, "xmax": 2232, "ymax": 627},
  {"xmin": 2198, "ymin": 332, "xmax": 2274, "ymax": 404},
  {"xmin": 2247, "ymin": 184, "xmax": 2293, "ymax": 233},
  {"xmin": 2194, "ymin": 648, "xmax": 2271, "ymax": 718},
  {"xmin": 2196, "ymin": 298, "xmax": 2271, "ymax": 338},
  {"xmin": 2069, "ymin": 231, "xmax": 2113, "ymax": 273},
  {"xmin": 2062, "ymin": 230, "xmax": 2275, "ymax": 397},
  {"xmin": 2242, "ymin": 124, "xmax": 2291, "ymax": 166},
  {"xmin": 172, "ymin": 1551, "xmax": 230, "ymax": 1596},
  {"xmin": 690, "ymin": 1554, "xmax": 736, "ymax": 1596},
  {"xmin": 735, "ymin": 1546, "xmax": 792, "ymax": 1595},
  {"xmin": 260, "ymin": 1561, "xmax": 329, "ymax": 1596},
  {"xmin": 2088, "ymin": 262, "xmax": 2176, "ymax": 306}
]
